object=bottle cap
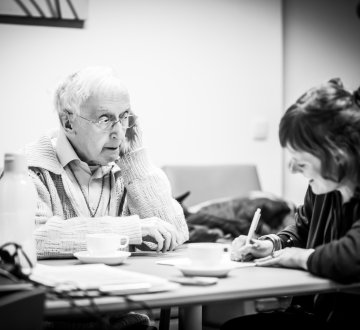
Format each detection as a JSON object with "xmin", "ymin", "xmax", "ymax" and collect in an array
[{"xmin": 4, "ymin": 153, "xmax": 28, "ymax": 173}]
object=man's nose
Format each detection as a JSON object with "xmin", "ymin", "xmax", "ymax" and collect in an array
[{"xmin": 110, "ymin": 120, "xmax": 126, "ymax": 139}]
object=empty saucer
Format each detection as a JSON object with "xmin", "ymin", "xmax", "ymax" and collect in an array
[{"xmin": 74, "ymin": 251, "xmax": 131, "ymax": 265}]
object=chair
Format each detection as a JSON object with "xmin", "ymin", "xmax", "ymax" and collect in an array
[
  {"xmin": 162, "ymin": 164, "xmax": 262, "ymax": 207},
  {"xmin": 161, "ymin": 164, "xmax": 262, "ymax": 329},
  {"xmin": 0, "ymin": 287, "xmax": 46, "ymax": 330}
]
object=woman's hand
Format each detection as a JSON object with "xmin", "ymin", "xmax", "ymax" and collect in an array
[
  {"xmin": 140, "ymin": 217, "xmax": 181, "ymax": 252},
  {"xmin": 254, "ymin": 247, "xmax": 315, "ymax": 270},
  {"xmin": 230, "ymin": 235, "xmax": 274, "ymax": 261}
]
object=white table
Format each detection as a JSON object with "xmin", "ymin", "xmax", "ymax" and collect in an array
[{"xmin": 41, "ymin": 249, "xmax": 360, "ymax": 330}]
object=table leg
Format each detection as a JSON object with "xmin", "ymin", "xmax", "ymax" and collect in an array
[
  {"xmin": 159, "ymin": 307, "xmax": 171, "ymax": 330},
  {"xmin": 179, "ymin": 305, "xmax": 202, "ymax": 330}
]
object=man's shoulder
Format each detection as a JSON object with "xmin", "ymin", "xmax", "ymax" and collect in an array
[{"xmin": 24, "ymin": 131, "xmax": 63, "ymax": 175}]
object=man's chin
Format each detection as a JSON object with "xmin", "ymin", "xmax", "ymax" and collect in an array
[{"xmin": 93, "ymin": 155, "xmax": 118, "ymax": 166}]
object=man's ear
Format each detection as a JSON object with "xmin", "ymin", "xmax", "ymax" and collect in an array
[{"xmin": 59, "ymin": 111, "xmax": 74, "ymax": 133}]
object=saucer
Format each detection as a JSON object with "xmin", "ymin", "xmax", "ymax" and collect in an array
[
  {"xmin": 74, "ymin": 251, "xmax": 131, "ymax": 265},
  {"xmin": 176, "ymin": 263, "xmax": 237, "ymax": 278}
]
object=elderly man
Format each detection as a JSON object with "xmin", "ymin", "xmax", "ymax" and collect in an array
[{"xmin": 25, "ymin": 66, "xmax": 189, "ymax": 259}]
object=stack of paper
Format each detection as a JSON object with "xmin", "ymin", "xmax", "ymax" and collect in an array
[{"xmin": 30, "ymin": 264, "xmax": 178, "ymax": 294}]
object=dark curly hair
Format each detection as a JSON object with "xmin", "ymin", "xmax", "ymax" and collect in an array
[{"xmin": 279, "ymin": 78, "xmax": 360, "ymax": 183}]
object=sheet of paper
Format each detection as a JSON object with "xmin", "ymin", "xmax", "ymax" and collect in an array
[
  {"xmin": 156, "ymin": 257, "xmax": 255, "ymax": 268},
  {"xmin": 30, "ymin": 263, "xmax": 177, "ymax": 293},
  {"xmin": 156, "ymin": 258, "xmax": 190, "ymax": 266}
]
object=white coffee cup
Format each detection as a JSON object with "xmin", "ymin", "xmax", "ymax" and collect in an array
[
  {"xmin": 86, "ymin": 233, "xmax": 129, "ymax": 255},
  {"xmin": 186, "ymin": 242, "xmax": 225, "ymax": 268}
]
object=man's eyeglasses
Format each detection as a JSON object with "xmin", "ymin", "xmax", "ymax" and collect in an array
[{"xmin": 76, "ymin": 112, "xmax": 137, "ymax": 131}]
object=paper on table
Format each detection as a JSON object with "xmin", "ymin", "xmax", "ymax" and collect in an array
[
  {"xmin": 30, "ymin": 263, "xmax": 177, "ymax": 293},
  {"xmin": 156, "ymin": 256, "xmax": 255, "ymax": 268},
  {"xmin": 156, "ymin": 258, "xmax": 189, "ymax": 267}
]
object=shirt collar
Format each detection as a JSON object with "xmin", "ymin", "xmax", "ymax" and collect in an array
[{"xmin": 55, "ymin": 129, "xmax": 81, "ymax": 168}]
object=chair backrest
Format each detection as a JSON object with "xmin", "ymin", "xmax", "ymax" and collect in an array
[{"xmin": 162, "ymin": 164, "xmax": 261, "ymax": 207}]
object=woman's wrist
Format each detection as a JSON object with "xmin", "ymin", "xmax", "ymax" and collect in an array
[
  {"xmin": 300, "ymin": 248, "xmax": 315, "ymax": 270},
  {"xmin": 258, "ymin": 234, "xmax": 282, "ymax": 252}
]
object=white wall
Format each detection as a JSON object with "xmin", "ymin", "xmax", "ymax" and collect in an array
[
  {"xmin": 283, "ymin": 0, "xmax": 360, "ymax": 205},
  {"xmin": 0, "ymin": 0, "xmax": 283, "ymax": 196}
]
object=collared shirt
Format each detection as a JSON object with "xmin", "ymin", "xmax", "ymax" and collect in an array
[{"xmin": 52, "ymin": 129, "xmax": 119, "ymax": 217}]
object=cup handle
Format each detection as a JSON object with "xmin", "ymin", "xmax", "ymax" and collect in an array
[{"xmin": 119, "ymin": 236, "xmax": 130, "ymax": 248}]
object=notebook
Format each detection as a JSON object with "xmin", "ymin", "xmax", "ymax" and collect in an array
[{"xmin": 30, "ymin": 264, "xmax": 178, "ymax": 294}]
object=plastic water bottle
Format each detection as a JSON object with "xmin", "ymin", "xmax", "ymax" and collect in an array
[{"xmin": 0, "ymin": 153, "xmax": 37, "ymax": 270}]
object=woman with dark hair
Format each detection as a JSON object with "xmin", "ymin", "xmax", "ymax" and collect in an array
[{"xmin": 223, "ymin": 78, "xmax": 360, "ymax": 329}]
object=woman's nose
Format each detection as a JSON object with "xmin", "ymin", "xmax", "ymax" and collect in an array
[
  {"xmin": 291, "ymin": 167, "xmax": 301, "ymax": 174},
  {"xmin": 289, "ymin": 160, "xmax": 302, "ymax": 174}
]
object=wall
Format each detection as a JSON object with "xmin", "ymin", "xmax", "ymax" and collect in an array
[
  {"xmin": 0, "ymin": 0, "xmax": 283, "ymax": 196},
  {"xmin": 283, "ymin": 0, "xmax": 360, "ymax": 204}
]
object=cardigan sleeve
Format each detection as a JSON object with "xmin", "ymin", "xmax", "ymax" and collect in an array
[
  {"xmin": 28, "ymin": 169, "xmax": 143, "ymax": 259},
  {"xmin": 118, "ymin": 148, "xmax": 189, "ymax": 245},
  {"xmin": 34, "ymin": 215, "xmax": 142, "ymax": 259}
]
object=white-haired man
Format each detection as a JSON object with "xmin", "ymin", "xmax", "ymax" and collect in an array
[{"xmin": 25, "ymin": 66, "xmax": 189, "ymax": 259}]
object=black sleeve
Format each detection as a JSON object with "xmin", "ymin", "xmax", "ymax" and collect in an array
[
  {"xmin": 307, "ymin": 220, "xmax": 360, "ymax": 283},
  {"xmin": 277, "ymin": 186, "xmax": 314, "ymax": 248}
]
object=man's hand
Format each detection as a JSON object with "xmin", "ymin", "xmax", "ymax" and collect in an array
[
  {"xmin": 140, "ymin": 217, "xmax": 181, "ymax": 252},
  {"xmin": 119, "ymin": 121, "xmax": 143, "ymax": 157}
]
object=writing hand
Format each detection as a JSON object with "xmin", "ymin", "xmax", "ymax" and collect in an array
[{"xmin": 230, "ymin": 235, "xmax": 273, "ymax": 262}]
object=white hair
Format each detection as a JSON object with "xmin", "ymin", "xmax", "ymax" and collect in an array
[{"xmin": 54, "ymin": 66, "xmax": 129, "ymax": 115}]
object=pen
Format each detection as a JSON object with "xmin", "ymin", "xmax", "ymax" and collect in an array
[{"xmin": 245, "ymin": 208, "xmax": 261, "ymax": 245}]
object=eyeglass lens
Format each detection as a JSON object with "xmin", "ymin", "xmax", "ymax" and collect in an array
[
  {"xmin": 101, "ymin": 115, "xmax": 136, "ymax": 130},
  {"xmin": 124, "ymin": 115, "xmax": 136, "ymax": 128}
]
